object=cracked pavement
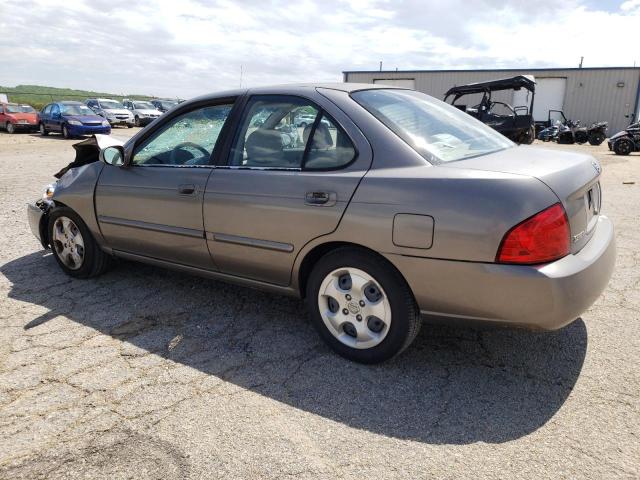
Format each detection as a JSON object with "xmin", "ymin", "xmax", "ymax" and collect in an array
[{"xmin": 0, "ymin": 129, "xmax": 638, "ymax": 479}]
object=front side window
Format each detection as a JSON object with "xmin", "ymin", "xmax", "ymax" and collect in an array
[
  {"xmin": 229, "ymin": 96, "xmax": 356, "ymax": 170},
  {"xmin": 352, "ymin": 89, "xmax": 513, "ymax": 163},
  {"xmin": 132, "ymin": 103, "xmax": 234, "ymax": 166}
]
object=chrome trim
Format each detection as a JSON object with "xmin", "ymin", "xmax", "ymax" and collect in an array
[
  {"xmin": 214, "ymin": 165, "xmax": 302, "ymax": 172},
  {"xmin": 98, "ymin": 216, "xmax": 204, "ymax": 239},
  {"xmin": 208, "ymin": 232, "xmax": 294, "ymax": 252}
]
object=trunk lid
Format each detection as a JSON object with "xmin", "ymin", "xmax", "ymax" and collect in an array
[{"xmin": 445, "ymin": 145, "xmax": 602, "ymax": 253}]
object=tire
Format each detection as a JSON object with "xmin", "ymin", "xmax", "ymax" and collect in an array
[
  {"xmin": 588, "ymin": 132, "xmax": 605, "ymax": 146},
  {"xmin": 306, "ymin": 247, "xmax": 420, "ymax": 363},
  {"xmin": 613, "ymin": 138, "xmax": 633, "ymax": 156},
  {"xmin": 127, "ymin": 123, "xmax": 133, "ymax": 128},
  {"xmin": 520, "ymin": 126, "xmax": 535, "ymax": 145},
  {"xmin": 62, "ymin": 124, "xmax": 72, "ymax": 139},
  {"xmin": 39, "ymin": 123, "xmax": 49, "ymax": 136},
  {"xmin": 6, "ymin": 122, "xmax": 15, "ymax": 134},
  {"xmin": 134, "ymin": 116, "xmax": 140, "ymax": 127},
  {"xmin": 300, "ymin": 122, "xmax": 307, "ymax": 129},
  {"xmin": 47, "ymin": 207, "xmax": 112, "ymax": 279}
]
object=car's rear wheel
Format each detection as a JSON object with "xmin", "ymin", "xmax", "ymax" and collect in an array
[
  {"xmin": 39, "ymin": 123, "xmax": 49, "ymax": 136},
  {"xmin": 62, "ymin": 124, "xmax": 71, "ymax": 139},
  {"xmin": 614, "ymin": 138, "xmax": 633, "ymax": 155},
  {"xmin": 48, "ymin": 207, "xmax": 112, "ymax": 279},
  {"xmin": 306, "ymin": 247, "xmax": 420, "ymax": 363},
  {"xmin": 6, "ymin": 122, "xmax": 15, "ymax": 134}
]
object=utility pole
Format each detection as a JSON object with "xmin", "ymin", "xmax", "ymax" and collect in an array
[
  {"xmin": 379, "ymin": 61, "xmax": 382, "ymax": 72},
  {"xmin": 239, "ymin": 65, "xmax": 243, "ymax": 88},
  {"xmin": 579, "ymin": 56, "xmax": 584, "ymax": 68}
]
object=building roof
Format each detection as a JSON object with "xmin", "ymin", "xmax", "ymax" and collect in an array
[{"xmin": 343, "ymin": 66, "xmax": 640, "ymax": 74}]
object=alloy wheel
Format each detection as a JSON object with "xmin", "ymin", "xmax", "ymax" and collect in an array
[
  {"xmin": 52, "ymin": 216, "xmax": 85, "ymax": 270},
  {"xmin": 317, "ymin": 267, "xmax": 391, "ymax": 349}
]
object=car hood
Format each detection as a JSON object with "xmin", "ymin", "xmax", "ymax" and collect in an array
[
  {"xmin": 54, "ymin": 135, "xmax": 124, "ymax": 179},
  {"xmin": 63, "ymin": 114, "xmax": 105, "ymax": 123},
  {"xmin": 8, "ymin": 112, "xmax": 38, "ymax": 122},
  {"xmin": 444, "ymin": 145, "xmax": 599, "ymax": 201}
]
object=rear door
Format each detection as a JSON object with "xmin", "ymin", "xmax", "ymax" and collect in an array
[
  {"xmin": 203, "ymin": 92, "xmax": 372, "ymax": 285},
  {"xmin": 95, "ymin": 99, "xmax": 237, "ymax": 267}
]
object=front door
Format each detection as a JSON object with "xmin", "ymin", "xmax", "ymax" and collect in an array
[
  {"xmin": 48, "ymin": 103, "xmax": 62, "ymax": 132},
  {"xmin": 95, "ymin": 101, "xmax": 236, "ymax": 268},
  {"xmin": 204, "ymin": 94, "xmax": 372, "ymax": 285}
]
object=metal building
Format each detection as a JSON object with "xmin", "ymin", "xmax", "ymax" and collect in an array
[{"xmin": 343, "ymin": 67, "xmax": 640, "ymax": 134}]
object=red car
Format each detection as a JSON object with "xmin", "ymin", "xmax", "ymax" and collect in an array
[{"xmin": 0, "ymin": 102, "xmax": 39, "ymax": 133}]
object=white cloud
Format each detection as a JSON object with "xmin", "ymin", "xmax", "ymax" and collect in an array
[{"xmin": 0, "ymin": 0, "xmax": 637, "ymax": 98}]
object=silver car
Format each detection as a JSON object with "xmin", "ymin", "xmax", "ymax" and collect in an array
[
  {"xmin": 122, "ymin": 99, "xmax": 162, "ymax": 127},
  {"xmin": 27, "ymin": 84, "xmax": 616, "ymax": 363},
  {"xmin": 86, "ymin": 98, "xmax": 134, "ymax": 128}
]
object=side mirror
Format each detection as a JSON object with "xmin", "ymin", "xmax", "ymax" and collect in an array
[{"xmin": 100, "ymin": 146, "xmax": 126, "ymax": 167}]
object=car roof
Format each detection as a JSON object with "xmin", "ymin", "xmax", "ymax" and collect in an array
[
  {"xmin": 59, "ymin": 101, "xmax": 84, "ymax": 105},
  {"xmin": 183, "ymin": 82, "xmax": 402, "ymax": 105}
]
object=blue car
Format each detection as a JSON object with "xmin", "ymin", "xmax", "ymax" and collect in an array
[{"xmin": 39, "ymin": 101, "xmax": 111, "ymax": 139}]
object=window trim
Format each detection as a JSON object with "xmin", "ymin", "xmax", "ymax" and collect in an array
[
  {"xmin": 220, "ymin": 94, "xmax": 358, "ymax": 172},
  {"xmin": 128, "ymin": 97, "xmax": 239, "ymax": 169}
]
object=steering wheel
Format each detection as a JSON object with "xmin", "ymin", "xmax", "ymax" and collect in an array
[{"xmin": 169, "ymin": 142, "xmax": 210, "ymax": 164}]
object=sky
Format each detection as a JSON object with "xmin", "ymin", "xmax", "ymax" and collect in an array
[{"xmin": 1, "ymin": 0, "xmax": 639, "ymax": 99}]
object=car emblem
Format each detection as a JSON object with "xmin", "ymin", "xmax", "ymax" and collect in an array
[
  {"xmin": 591, "ymin": 160, "xmax": 601, "ymax": 174},
  {"xmin": 347, "ymin": 301, "xmax": 361, "ymax": 315}
]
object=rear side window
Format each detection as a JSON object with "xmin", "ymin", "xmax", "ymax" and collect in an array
[{"xmin": 229, "ymin": 95, "xmax": 355, "ymax": 170}]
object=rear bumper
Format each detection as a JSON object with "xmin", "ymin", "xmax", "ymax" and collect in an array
[
  {"xmin": 67, "ymin": 124, "xmax": 111, "ymax": 136},
  {"xmin": 386, "ymin": 215, "xmax": 616, "ymax": 330}
]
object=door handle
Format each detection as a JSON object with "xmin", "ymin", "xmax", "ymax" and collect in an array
[
  {"xmin": 178, "ymin": 184, "xmax": 196, "ymax": 195},
  {"xmin": 305, "ymin": 191, "xmax": 335, "ymax": 206}
]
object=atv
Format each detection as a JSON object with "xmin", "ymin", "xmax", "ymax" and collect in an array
[
  {"xmin": 608, "ymin": 114, "xmax": 640, "ymax": 155},
  {"xmin": 444, "ymin": 75, "xmax": 536, "ymax": 144},
  {"xmin": 536, "ymin": 110, "xmax": 607, "ymax": 145}
]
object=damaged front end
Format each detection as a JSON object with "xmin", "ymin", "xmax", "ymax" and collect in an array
[{"xmin": 27, "ymin": 134, "xmax": 123, "ymax": 248}]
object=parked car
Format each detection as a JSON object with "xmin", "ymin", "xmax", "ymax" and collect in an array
[
  {"xmin": 38, "ymin": 101, "xmax": 111, "ymax": 139},
  {"xmin": 608, "ymin": 114, "xmax": 640, "ymax": 155},
  {"xmin": 122, "ymin": 99, "xmax": 162, "ymax": 127},
  {"xmin": 444, "ymin": 75, "xmax": 536, "ymax": 144},
  {"xmin": 85, "ymin": 98, "xmax": 134, "ymax": 127},
  {"xmin": 0, "ymin": 103, "xmax": 39, "ymax": 133},
  {"xmin": 27, "ymin": 84, "xmax": 615, "ymax": 364},
  {"xmin": 151, "ymin": 99, "xmax": 179, "ymax": 113}
]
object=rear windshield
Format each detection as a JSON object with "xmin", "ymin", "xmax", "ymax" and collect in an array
[{"xmin": 352, "ymin": 89, "xmax": 513, "ymax": 163}]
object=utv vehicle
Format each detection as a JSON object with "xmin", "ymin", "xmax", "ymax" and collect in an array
[{"xmin": 444, "ymin": 75, "xmax": 536, "ymax": 144}]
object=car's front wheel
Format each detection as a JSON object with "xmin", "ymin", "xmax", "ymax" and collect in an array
[
  {"xmin": 48, "ymin": 207, "xmax": 112, "ymax": 278},
  {"xmin": 134, "ymin": 116, "xmax": 140, "ymax": 127},
  {"xmin": 306, "ymin": 247, "xmax": 420, "ymax": 363},
  {"xmin": 62, "ymin": 124, "xmax": 72, "ymax": 139},
  {"xmin": 6, "ymin": 122, "xmax": 15, "ymax": 134}
]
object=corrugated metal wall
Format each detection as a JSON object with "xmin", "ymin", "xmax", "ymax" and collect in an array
[{"xmin": 344, "ymin": 68, "xmax": 640, "ymax": 134}]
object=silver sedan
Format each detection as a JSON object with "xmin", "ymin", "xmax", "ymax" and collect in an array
[{"xmin": 27, "ymin": 84, "xmax": 615, "ymax": 363}]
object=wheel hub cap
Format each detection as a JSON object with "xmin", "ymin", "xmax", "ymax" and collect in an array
[
  {"xmin": 52, "ymin": 216, "xmax": 85, "ymax": 270},
  {"xmin": 318, "ymin": 267, "xmax": 391, "ymax": 350}
]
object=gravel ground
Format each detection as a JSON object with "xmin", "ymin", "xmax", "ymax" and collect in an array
[{"xmin": 0, "ymin": 129, "xmax": 638, "ymax": 479}]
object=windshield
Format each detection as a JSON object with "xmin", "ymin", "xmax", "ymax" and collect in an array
[
  {"xmin": 160, "ymin": 101, "xmax": 177, "ymax": 109},
  {"xmin": 5, "ymin": 104, "xmax": 36, "ymax": 113},
  {"xmin": 352, "ymin": 89, "xmax": 513, "ymax": 163},
  {"xmin": 99, "ymin": 100, "xmax": 125, "ymax": 110},
  {"xmin": 134, "ymin": 101, "xmax": 155, "ymax": 109},
  {"xmin": 61, "ymin": 104, "xmax": 95, "ymax": 116}
]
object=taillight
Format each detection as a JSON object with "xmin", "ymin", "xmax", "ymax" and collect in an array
[{"xmin": 496, "ymin": 203, "xmax": 570, "ymax": 265}]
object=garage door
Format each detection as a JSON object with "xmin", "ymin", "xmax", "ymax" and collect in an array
[
  {"xmin": 513, "ymin": 77, "xmax": 566, "ymax": 122},
  {"xmin": 373, "ymin": 78, "xmax": 416, "ymax": 89}
]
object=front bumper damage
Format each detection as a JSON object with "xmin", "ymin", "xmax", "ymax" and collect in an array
[{"xmin": 27, "ymin": 199, "xmax": 53, "ymax": 248}]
